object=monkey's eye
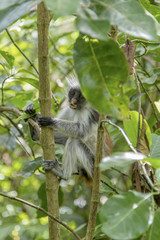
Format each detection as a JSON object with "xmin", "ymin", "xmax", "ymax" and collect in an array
[{"xmin": 69, "ymin": 89, "xmax": 75, "ymax": 98}]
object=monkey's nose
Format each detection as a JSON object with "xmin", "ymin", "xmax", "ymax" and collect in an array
[{"xmin": 70, "ymin": 98, "xmax": 77, "ymax": 109}]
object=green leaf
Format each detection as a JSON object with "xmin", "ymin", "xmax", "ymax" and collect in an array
[
  {"xmin": 0, "ymin": 133, "xmax": 16, "ymax": 151},
  {"xmin": 44, "ymin": 0, "xmax": 80, "ymax": 18},
  {"xmin": 99, "ymin": 191, "xmax": 153, "ymax": 240},
  {"xmin": 147, "ymin": 208, "xmax": 160, "ymax": 240},
  {"xmin": 0, "ymin": 125, "xmax": 8, "ymax": 135},
  {"xmin": 100, "ymin": 152, "xmax": 145, "ymax": 171},
  {"xmin": 0, "ymin": 0, "xmax": 41, "ymax": 33},
  {"xmin": 0, "ymin": 50, "xmax": 15, "ymax": 69},
  {"xmin": 37, "ymin": 183, "xmax": 47, "ymax": 218},
  {"xmin": 76, "ymin": 7, "xmax": 110, "ymax": 40},
  {"xmin": 11, "ymin": 92, "xmax": 34, "ymax": 108},
  {"xmin": 155, "ymin": 168, "xmax": 160, "ymax": 186},
  {"xmin": 140, "ymin": 0, "xmax": 160, "ymax": 21},
  {"xmin": 141, "ymin": 74, "xmax": 157, "ymax": 85},
  {"xmin": 17, "ymin": 69, "xmax": 39, "ymax": 79},
  {"xmin": 18, "ymin": 157, "xmax": 43, "ymax": 178},
  {"xmin": 123, "ymin": 111, "xmax": 152, "ymax": 148},
  {"xmin": 150, "ymin": 134, "xmax": 160, "ymax": 159},
  {"xmin": 73, "ymin": 37, "xmax": 129, "ymax": 118},
  {"xmin": 15, "ymin": 77, "xmax": 39, "ymax": 89},
  {"xmin": 144, "ymin": 157, "xmax": 160, "ymax": 169},
  {"xmin": 100, "ymin": 174, "xmax": 118, "ymax": 194},
  {"xmin": 94, "ymin": 0, "xmax": 158, "ymax": 41}
]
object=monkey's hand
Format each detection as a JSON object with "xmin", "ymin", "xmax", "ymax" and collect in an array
[
  {"xmin": 38, "ymin": 117, "xmax": 55, "ymax": 127},
  {"xmin": 43, "ymin": 160, "xmax": 66, "ymax": 180},
  {"xmin": 25, "ymin": 104, "xmax": 36, "ymax": 115}
]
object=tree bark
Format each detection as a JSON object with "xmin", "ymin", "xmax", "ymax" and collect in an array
[
  {"xmin": 85, "ymin": 114, "xmax": 105, "ymax": 240},
  {"xmin": 37, "ymin": 3, "xmax": 60, "ymax": 240}
]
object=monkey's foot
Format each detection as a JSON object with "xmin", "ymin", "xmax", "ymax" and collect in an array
[
  {"xmin": 43, "ymin": 160, "xmax": 67, "ymax": 180},
  {"xmin": 42, "ymin": 160, "xmax": 59, "ymax": 171}
]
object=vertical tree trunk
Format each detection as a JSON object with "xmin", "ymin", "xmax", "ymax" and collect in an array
[
  {"xmin": 85, "ymin": 114, "xmax": 105, "ymax": 240},
  {"xmin": 37, "ymin": 3, "xmax": 60, "ymax": 240}
]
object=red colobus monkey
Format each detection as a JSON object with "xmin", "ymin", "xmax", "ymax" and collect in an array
[{"xmin": 25, "ymin": 78, "xmax": 111, "ymax": 180}]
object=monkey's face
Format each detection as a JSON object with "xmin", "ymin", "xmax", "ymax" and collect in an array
[{"xmin": 68, "ymin": 87, "xmax": 86, "ymax": 110}]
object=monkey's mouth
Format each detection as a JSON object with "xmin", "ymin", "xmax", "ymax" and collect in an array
[{"xmin": 70, "ymin": 103, "xmax": 77, "ymax": 109}]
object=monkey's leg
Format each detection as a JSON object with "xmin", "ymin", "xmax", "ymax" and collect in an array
[
  {"xmin": 42, "ymin": 160, "xmax": 67, "ymax": 180},
  {"xmin": 62, "ymin": 139, "xmax": 94, "ymax": 179},
  {"xmin": 77, "ymin": 140, "xmax": 94, "ymax": 178}
]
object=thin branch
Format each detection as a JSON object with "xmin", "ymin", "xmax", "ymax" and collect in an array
[
  {"xmin": 135, "ymin": 42, "xmax": 147, "ymax": 58},
  {"xmin": 86, "ymin": 114, "xmax": 106, "ymax": 240},
  {"xmin": 104, "ymin": 119, "xmax": 159, "ymax": 192},
  {"xmin": 111, "ymin": 167, "xmax": 129, "ymax": 177},
  {"xmin": 134, "ymin": 73, "xmax": 141, "ymax": 140},
  {"xmin": 0, "ymin": 192, "xmax": 81, "ymax": 240},
  {"xmin": 5, "ymin": 29, "xmax": 39, "ymax": 75},
  {"xmin": 0, "ymin": 106, "xmax": 41, "ymax": 137},
  {"xmin": 5, "ymin": 29, "xmax": 59, "ymax": 107},
  {"xmin": 100, "ymin": 179, "xmax": 119, "ymax": 194},
  {"xmin": 2, "ymin": 113, "xmax": 24, "ymax": 138},
  {"xmin": 1, "ymin": 75, "xmax": 14, "ymax": 105},
  {"xmin": 133, "ymin": 39, "xmax": 160, "ymax": 45}
]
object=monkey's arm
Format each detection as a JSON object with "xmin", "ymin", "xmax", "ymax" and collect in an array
[
  {"xmin": 25, "ymin": 104, "xmax": 68, "ymax": 144},
  {"xmin": 38, "ymin": 117, "xmax": 88, "ymax": 138}
]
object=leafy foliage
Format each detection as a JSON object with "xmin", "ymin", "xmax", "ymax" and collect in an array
[{"xmin": 0, "ymin": 0, "xmax": 160, "ymax": 240}]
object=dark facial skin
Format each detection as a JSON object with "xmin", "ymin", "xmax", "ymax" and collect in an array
[{"xmin": 68, "ymin": 88, "xmax": 86, "ymax": 110}]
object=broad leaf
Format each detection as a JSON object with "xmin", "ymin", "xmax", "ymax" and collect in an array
[
  {"xmin": 37, "ymin": 183, "xmax": 47, "ymax": 217},
  {"xmin": 150, "ymin": 134, "xmax": 160, "ymax": 159},
  {"xmin": 18, "ymin": 157, "xmax": 43, "ymax": 178},
  {"xmin": 0, "ymin": 0, "xmax": 41, "ymax": 33},
  {"xmin": 123, "ymin": 111, "xmax": 152, "ymax": 150},
  {"xmin": 99, "ymin": 191, "xmax": 153, "ymax": 239},
  {"xmin": 0, "ymin": 50, "xmax": 15, "ymax": 69},
  {"xmin": 11, "ymin": 92, "xmax": 34, "ymax": 108},
  {"xmin": 76, "ymin": 7, "xmax": 110, "ymax": 40},
  {"xmin": 147, "ymin": 208, "xmax": 160, "ymax": 240},
  {"xmin": 44, "ymin": 0, "xmax": 80, "ymax": 18},
  {"xmin": 15, "ymin": 77, "xmax": 39, "ymax": 89},
  {"xmin": 73, "ymin": 37, "xmax": 129, "ymax": 118},
  {"xmin": 0, "ymin": 133, "xmax": 16, "ymax": 151},
  {"xmin": 100, "ymin": 152, "xmax": 145, "ymax": 171},
  {"xmin": 93, "ymin": 0, "xmax": 158, "ymax": 41}
]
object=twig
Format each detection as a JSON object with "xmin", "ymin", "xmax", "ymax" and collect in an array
[
  {"xmin": 5, "ymin": 29, "xmax": 39, "ymax": 75},
  {"xmin": 104, "ymin": 119, "xmax": 159, "ymax": 192},
  {"xmin": 135, "ymin": 42, "xmax": 147, "ymax": 58},
  {"xmin": 0, "ymin": 192, "xmax": 81, "ymax": 240},
  {"xmin": 100, "ymin": 179, "xmax": 119, "ymax": 194},
  {"xmin": 111, "ymin": 167, "xmax": 129, "ymax": 177},
  {"xmin": 0, "ymin": 106, "xmax": 41, "ymax": 137},
  {"xmin": 6, "ymin": 29, "xmax": 59, "ymax": 107},
  {"xmin": 134, "ymin": 73, "xmax": 141, "ymax": 140},
  {"xmin": 1, "ymin": 75, "xmax": 14, "ymax": 105},
  {"xmin": 86, "ymin": 114, "xmax": 106, "ymax": 240},
  {"xmin": 133, "ymin": 39, "xmax": 160, "ymax": 45},
  {"xmin": 2, "ymin": 113, "xmax": 24, "ymax": 138}
]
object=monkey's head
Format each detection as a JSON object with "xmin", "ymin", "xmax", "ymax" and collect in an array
[{"xmin": 68, "ymin": 87, "xmax": 87, "ymax": 110}]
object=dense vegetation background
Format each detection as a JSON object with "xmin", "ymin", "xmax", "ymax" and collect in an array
[{"xmin": 1, "ymin": 0, "xmax": 160, "ymax": 239}]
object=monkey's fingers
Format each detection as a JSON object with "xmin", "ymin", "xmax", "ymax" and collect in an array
[
  {"xmin": 25, "ymin": 104, "xmax": 36, "ymax": 115},
  {"xmin": 38, "ymin": 117, "xmax": 53, "ymax": 127}
]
